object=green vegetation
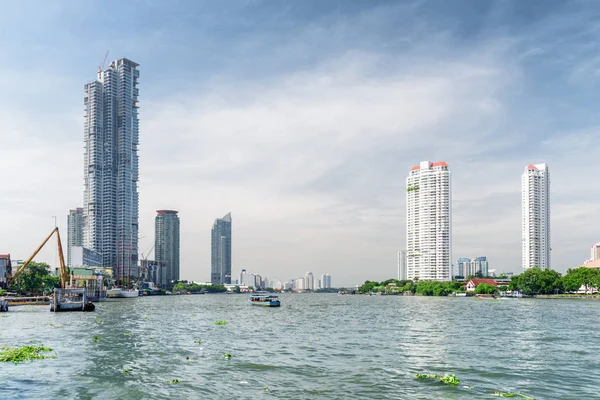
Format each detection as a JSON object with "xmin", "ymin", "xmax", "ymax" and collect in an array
[
  {"xmin": 509, "ymin": 266, "xmax": 600, "ymax": 295},
  {"xmin": 214, "ymin": 320, "xmax": 227, "ymax": 325},
  {"xmin": 122, "ymin": 368, "xmax": 132, "ymax": 374},
  {"xmin": 491, "ymin": 392, "xmax": 535, "ymax": 399},
  {"xmin": 359, "ymin": 279, "xmax": 465, "ymax": 296},
  {"xmin": 415, "ymin": 373, "xmax": 460, "ymax": 385},
  {"xmin": 92, "ymin": 336, "xmax": 101, "ymax": 343},
  {"xmin": 193, "ymin": 339, "xmax": 202, "ymax": 344},
  {"xmin": 173, "ymin": 282, "xmax": 227, "ymax": 293},
  {"xmin": 475, "ymin": 283, "xmax": 497, "ymax": 295},
  {"xmin": 0, "ymin": 288, "xmax": 7, "ymax": 296},
  {"xmin": 168, "ymin": 379, "xmax": 181, "ymax": 384},
  {"xmin": 12, "ymin": 262, "xmax": 60, "ymax": 295},
  {"xmin": 0, "ymin": 345, "xmax": 53, "ymax": 362},
  {"xmin": 232, "ymin": 285, "xmax": 241, "ymax": 293},
  {"xmin": 407, "ymin": 185, "xmax": 420, "ymax": 192},
  {"xmin": 222, "ymin": 353, "xmax": 233, "ymax": 359}
]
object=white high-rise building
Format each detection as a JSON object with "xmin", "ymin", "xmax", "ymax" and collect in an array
[
  {"xmin": 304, "ymin": 271, "xmax": 314, "ymax": 291},
  {"xmin": 320, "ymin": 274, "xmax": 332, "ymax": 288},
  {"xmin": 83, "ymin": 58, "xmax": 140, "ymax": 277},
  {"xmin": 397, "ymin": 250, "xmax": 407, "ymax": 280},
  {"xmin": 521, "ymin": 163, "xmax": 551, "ymax": 270},
  {"xmin": 406, "ymin": 161, "xmax": 452, "ymax": 281}
]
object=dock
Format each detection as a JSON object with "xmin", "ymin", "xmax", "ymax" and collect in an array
[{"xmin": 51, "ymin": 288, "xmax": 95, "ymax": 312}]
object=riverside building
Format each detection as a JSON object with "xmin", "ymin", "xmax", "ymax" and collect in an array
[
  {"xmin": 521, "ymin": 163, "xmax": 551, "ymax": 270},
  {"xmin": 211, "ymin": 213, "xmax": 232, "ymax": 284},
  {"xmin": 67, "ymin": 208, "xmax": 84, "ymax": 267},
  {"xmin": 155, "ymin": 210, "xmax": 180, "ymax": 289},
  {"xmin": 456, "ymin": 257, "xmax": 489, "ymax": 277},
  {"xmin": 397, "ymin": 250, "xmax": 407, "ymax": 280},
  {"xmin": 83, "ymin": 58, "xmax": 140, "ymax": 278},
  {"xmin": 406, "ymin": 161, "xmax": 452, "ymax": 281}
]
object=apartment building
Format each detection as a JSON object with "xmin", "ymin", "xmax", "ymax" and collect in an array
[{"xmin": 521, "ymin": 163, "xmax": 551, "ymax": 270}]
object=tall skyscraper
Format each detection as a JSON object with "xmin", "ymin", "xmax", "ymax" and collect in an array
[
  {"xmin": 521, "ymin": 163, "xmax": 551, "ymax": 270},
  {"xmin": 406, "ymin": 161, "xmax": 452, "ymax": 281},
  {"xmin": 320, "ymin": 274, "xmax": 332, "ymax": 288},
  {"xmin": 83, "ymin": 58, "xmax": 140, "ymax": 280},
  {"xmin": 305, "ymin": 271, "xmax": 314, "ymax": 290},
  {"xmin": 67, "ymin": 208, "xmax": 84, "ymax": 267},
  {"xmin": 155, "ymin": 210, "xmax": 180, "ymax": 288},
  {"xmin": 211, "ymin": 213, "xmax": 232, "ymax": 284},
  {"xmin": 397, "ymin": 250, "xmax": 407, "ymax": 280}
]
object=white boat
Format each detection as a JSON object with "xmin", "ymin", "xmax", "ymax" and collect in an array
[{"xmin": 107, "ymin": 288, "xmax": 139, "ymax": 298}]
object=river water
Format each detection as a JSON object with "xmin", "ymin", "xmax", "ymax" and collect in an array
[{"xmin": 0, "ymin": 294, "xmax": 598, "ymax": 399}]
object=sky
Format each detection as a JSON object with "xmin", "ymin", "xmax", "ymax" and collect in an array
[{"xmin": 1, "ymin": 0, "xmax": 599, "ymax": 286}]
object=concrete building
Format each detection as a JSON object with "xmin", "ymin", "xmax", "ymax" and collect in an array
[
  {"xmin": 211, "ymin": 213, "xmax": 232, "ymax": 285},
  {"xmin": 320, "ymin": 274, "xmax": 332, "ymax": 288},
  {"xmin": 71, "ymin": 246, "xmax": 103, "ymax": 268},
  {"xmin": 397, "ymin": 250, "xmax": 407, "ymax": 280},
  {"xmin": 155, "ymin": 210, "xmax": 180, "ymax": 289},
  {"xmin": 591, "ymin": 243, "xmax": 600, "ymax": 262},
  {"xmin": 67, "ymin": 208, "xmax": 84, "ymax": 267},
  {"xmin": 456, "ymin": 257, "xmax": 489, "ymax": 277},
  {"xmin": 406, "ymin": 161, "xmax": 452, "ymax": 281},
  {"xmin": 83, "ymin": 58, "xmax": 140, "ymax": 278},
  {"xmin": 305, "ymin": 271, "xmax": 314, "ymax": 291},
  {"xmin": 521, "ymin": 163, "xmax": 551, "ymax": 270},
  {"xmin": 0, "ymin": 254, "xmax": 11, "ymax": 289}
]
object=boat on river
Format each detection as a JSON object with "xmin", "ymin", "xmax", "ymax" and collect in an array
[
  {"xmin": 249, "ymin": 294, "xmax": 281, "ymax": 307},
  {"xmin": 107, "ymin": 288, "xmax": 139, "ymax": 298}
]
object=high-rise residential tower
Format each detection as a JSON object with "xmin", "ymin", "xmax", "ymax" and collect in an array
[
  {"xmin": 67, "ymin": 208, "xmax": 84, "ymax": 267},
  {"xmin": 304, "ymin": 271, "xmax": 314, "ymax": 291},
  {"xmin": 397, "ymin": 250, "xmax": 407, "ymax": 280},
  {"xmin": 320, "ymin": 274, "xmax": 332, "ymax": 289},
  {"xmin": 211, "ymin": 213, "xmax": 232, "ymax": 284},
  {"xmin": 521, "ymin": 163, "xmax": 551, "ymax": 270},
  {"xmin": 155, "ymin": 210, "xmax": 180, "ymax": 288},
  {"xmin": 83, "ymin": 58, "xmax": 140, "ymax": 279},
  {"xmin": 406, "ymin": 161, "xmax": 452, "ymax": 281}
]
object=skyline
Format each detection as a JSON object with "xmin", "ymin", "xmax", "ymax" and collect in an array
[{"xmin": 1, "ymin": 1, "xmax": 600, "ymax": 286}]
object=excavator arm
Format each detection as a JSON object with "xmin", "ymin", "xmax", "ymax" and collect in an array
[{"xmin": 9, "ymin": 227, "xmax": 68, "ymax": 288}]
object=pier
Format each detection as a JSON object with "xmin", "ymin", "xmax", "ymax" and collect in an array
[{"xmin": 51, "ymin": 288, "xmax": 95, "ymax": 312}]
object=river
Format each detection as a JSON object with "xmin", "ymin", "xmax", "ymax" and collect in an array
[{"xmin": 0, "ymin": 294, "xmax": 598, "ymax": 399}]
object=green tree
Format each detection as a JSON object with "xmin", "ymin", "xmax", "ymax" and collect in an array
[
  {"xmin": 358, "ymin": 280, "xmax": 380, "ymax": 293},
  {"xmin": 508, "ymin": 267, "xmax": 563, "ymax": 295},
  {"xmin": 233, "ymin": 285, "xmax": 241, "ymax": 293},
  {"xmin": 562, "ymin": 267, "xmax": 600, "ymax": 293},
  {"xmin": 17, "ymin": 262, "xmax": 54, "ymax": 295},
  {"xmin": 474, "ymin": 283, "xmax": 496, "ymax": 294}
]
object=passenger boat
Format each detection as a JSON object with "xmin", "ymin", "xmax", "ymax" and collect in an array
[
  {"xmin": 249, "ymin": 294, "xmax": 281, "ymax": 307},
  {"xmin": 107, "ymin": 288, "xmax": 139, "ymax": 298}
]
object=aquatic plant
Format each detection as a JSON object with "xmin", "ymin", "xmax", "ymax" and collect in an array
[
  {"xmin": 168, "ymin": 379, "xmax": 181, "ymax": 384},
  {"xmin": 122, "ymin": 368, "xmax": 132, "ymax": 375},
  {"xmin": 415, "ymin": 373, "xmax": 460, "ymax": 385},
  {"xmin": 0, "ymin": 345, "xmax": 53, "ymax": 363},
  {"xmin": 92, "ymin": 336, "xmax": 101, "ymax": 343},
  {"xmin": 191, "ymin": 313, "xmax": 197, "ymax": 317},
  {"xmin": 123, "ymin": 333, "xmax": 131, "ymax": 337},
  {"xmin": 194, "ymin": 339, "xmax": 202, "ymax": 344},
  {"xmin": 223, "ymin": 353, "xmax": 233, "ymax": 359},
  {"xmin": 214, "ymin": 320, "xmax": 227, "ymax": 325},
  {"xmin": 491, "ymin": 393, "xmax": 535, "ymax": 399},
  {"xmin": 95, "ymin": 317, "xmax": 103, "ymax": 324}
]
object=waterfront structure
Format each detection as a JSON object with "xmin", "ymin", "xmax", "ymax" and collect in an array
[
  {"xmin": 83, "ymin": 58, "xmax": 140, "ymax": 278},
  {"xmin": 305, "ymin": 271, "xmax": 314, "ymax": 291},
  {"xmin": 406, "ymin": 161, "xmax": 452, "ymax": 281},
  {"xmin": 456, "ymin": 257, "xmax": 489, "ymax": 277},
  {"xmin": 465, "ymin": 278, "xmax": 500, "ymax": 292},
  {"xmin": 0, "ymin": 254, "xmax": 11, "ymax": 289},
  {"xmin": 521, "ymin": 163, "xmax": 551, "ymax": 270},
  {"xmin": 397, "ymin": 250, "xmax": 407, "ymax": 280},
  {"xmin": 67, "ymin": 208, "xmax": 84, "ymax": 267},
  {"xmin": 155, "ymin": 210, "xmax": 180, "ymax": 288},
  {"xmin": 211, "ymin": 213, "xmax": 232, "ymax": 285}
]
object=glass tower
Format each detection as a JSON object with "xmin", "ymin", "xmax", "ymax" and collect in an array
[{"xmin": 211, "ymin": 213, "xmax": 232, "ymax": 284}]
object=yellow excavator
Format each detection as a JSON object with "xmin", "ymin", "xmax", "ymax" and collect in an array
[{"xmin": 9, "ymin": 227, "xmax": 69, "ymax": 288}]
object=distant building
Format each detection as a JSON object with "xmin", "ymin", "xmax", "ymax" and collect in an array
[
  {"xmin": 320, "ymin": 274, "xmax": 332, "ymax": 288},
  {"xmin": 456, "ymin": 257, "xmax": 489, "ymax": 277},
  {"xmin": 0, "ymin": 254, "xmax": 11, "ymax": 289},
  {"xmin": 155, "ymin": 210, "xmax": 180, "ymax": 289},
  {"xmin": 397, "ymin": 250, "xmax": 407, "ymax": 280},
  {"xmin": 211, "ymin": 213, "xmax": 232, "ymax": 285},
  {"xmin": 406, "ymin": 161, "xmax": 452, "ymax": 281},
  {"xmin": 140, "ymin": 259, "xmax": 163, "ymax": 287},
  {"xmin": 591, "ymin": 243, "xmax": 600, "ymax": 262},
  {"xmin": 305, "ymin": 271, "xmax": 314, "ymax": 291},
  {"xmin": 295, "ymin": 278, "xmax": 305, "ymax": 290},
  {"xmin": 67, "ymin": 208, "xmax": 84, "ymax": 267},
  {"xmin": 71, "ymin": 246, "xmax": 103, "ymax": 268},
  {"xmin": 521, "ymin": 163, "xmax": 551, "ymax": 270}
]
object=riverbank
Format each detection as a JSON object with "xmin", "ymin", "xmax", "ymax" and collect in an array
[{"xmin": 534, "ymin": 294, "xmax": 600, "ymax": 300}]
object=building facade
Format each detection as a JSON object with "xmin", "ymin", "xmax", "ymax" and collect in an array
[
  {"xmin": 305, "ymin": 271, "xmax": 314, "ymax": 290},
  {"xmin": 521, "ymin": 163, "xmax": 551, "ymax": 270},
  {"xmin": 320, "ymin": 274, "xmax": 332, "ymax": 288},
  {"xmin": 211, "ymin": 213, "xmax": 232, "ymax": 285},
  {"xmin": 67, "ymin": 208, "xmax": 84, "ymax": 267},
  {"xmin": 0, "ymin": 254, "xmax": 11, "ymax": 289},
  {"xmin": 406, "ymin": 161, "xmax": 452, "ymax": 281},
  {"xmin": 83, "ymin": 58, "xmax": 140, "ymax": 278},
  {"xmin": 155, "ymin": 210, "xmax": 180, "ymax": 289},
  {"xmin": 397, "ymin": 250, "xmax": 407, "ymax": 280},
  {"xmin": 456, "ymin": 256, "xmax": 489, "ymax": 277},
  {"xmin": 591, "ymin": 243, "xmax": 600, "ymax": 262}
]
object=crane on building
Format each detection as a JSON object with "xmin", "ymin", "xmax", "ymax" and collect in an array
[
  {"xmin": 9, "ymin": 227, "xmax": 69, "ymax": 288},
  {"xmin": 98, "ymin": 50, "xmax": 110, "ymax": 73}
]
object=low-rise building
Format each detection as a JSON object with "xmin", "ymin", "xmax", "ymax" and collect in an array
[
  {"xmin": 0, "ymin": 254, "xmax": 11, "ymax": 289},
  {"xmin": 465, "ymin": 278, "xmax": 499, "ymax": 292}
]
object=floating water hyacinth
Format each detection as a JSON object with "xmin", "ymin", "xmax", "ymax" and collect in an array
[
  {"xmin": 415, "ymin": 373, "xmax": 460, "ymax": 385},
  {"xmin": 223, "ymin": 353, "xmax": 233, "ymax": 360},
  {"xmin": 194, "ymin": 339, "xmax": 202, "ymax": 344},
  {"xmin": 122, "ymin": 368, "xmax": 132, "ymax": 374},
  {"xmin": 491, "ymin": 392, "xmax": 535, "ymax": 399},
  {"xmin": 214, "ymin": 320, "xmax": 227, "ymax": 325},
  {"xmin": 96, "ymin": 317, "xmax": 103, "ymax": 324},
  {"xmin": 0, "ymin": 346, "xmax": 54, "ymax": 363},
  {"xmin": 168, "ymin": 379, "xmax": 181, "ymax": 384},
  {"xmin": 92, "ymin": 336, "xmax": 101, "ymax": 343}
]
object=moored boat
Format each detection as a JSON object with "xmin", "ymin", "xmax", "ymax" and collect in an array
[
  {"xmin": 107, "ymin": 288, "xmax": 139, "ymax": 298},
  {"xmin": 249, "ymin": 294, "xmax": 281, "ymax": 307}
]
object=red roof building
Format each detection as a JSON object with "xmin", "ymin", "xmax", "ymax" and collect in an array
[{"xmin": 465, "ymin": 278, "xmax": 499, "ymax": 292}]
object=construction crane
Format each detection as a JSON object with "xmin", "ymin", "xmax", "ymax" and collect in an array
[
  {"xmin": 9, "ymin": 227, "xmax": 68, "ymax": 288},
  {"xmin": 99, "ymin": 50, "xmax": 109, "ymax": 72}
]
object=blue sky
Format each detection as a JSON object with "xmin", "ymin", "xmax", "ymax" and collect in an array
[{"xmin": 1, "ymin": 0, "xmax": 599, "ymax": 285}]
